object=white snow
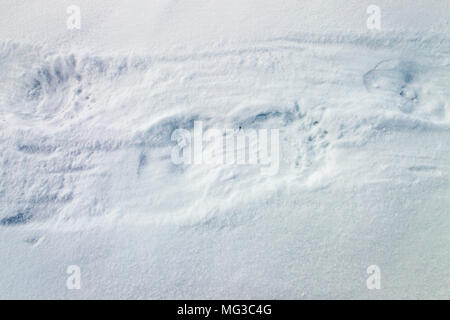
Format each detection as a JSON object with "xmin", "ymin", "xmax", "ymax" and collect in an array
[{"xmin": 0, "ymin": 1, "xmax": 449, "ymax": 299}]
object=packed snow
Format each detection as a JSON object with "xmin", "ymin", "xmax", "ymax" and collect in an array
[{"xmin": 0, "ymin": 0, "xmax": 449, "ymax": 299}]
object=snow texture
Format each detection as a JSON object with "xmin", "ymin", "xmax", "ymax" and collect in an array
[{"xmin": 0, "ymin": 0, "xmax": 449, "ymax": 299}]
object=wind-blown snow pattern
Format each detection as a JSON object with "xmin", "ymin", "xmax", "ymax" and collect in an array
[{"xmin": 0, "ymin": 1, "xmax": 449, "ymax": 299}]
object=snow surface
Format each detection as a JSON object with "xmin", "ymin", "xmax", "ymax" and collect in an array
[{"xmin": 0, "ymin": 1, "xmax": 449, "ymax": 299}]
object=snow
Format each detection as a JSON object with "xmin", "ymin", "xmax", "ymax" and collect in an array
[{"xmin": 0, "ymin": 1, "xmax": 449, "ymax": 299}]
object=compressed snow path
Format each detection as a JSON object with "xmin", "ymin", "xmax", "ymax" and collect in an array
[{"xmin": 0, "ymin": 1, "xmax": 449, "ymax": 299}]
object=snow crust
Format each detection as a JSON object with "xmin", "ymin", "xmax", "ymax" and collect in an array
[{"xmin": 0, "ymin": 1, "xmax": 449, "ymax": 299}]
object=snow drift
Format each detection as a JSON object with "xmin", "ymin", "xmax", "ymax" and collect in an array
[{"xmin": 0, "ymin": 1, "xmax": 449, "ymax": 299}]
